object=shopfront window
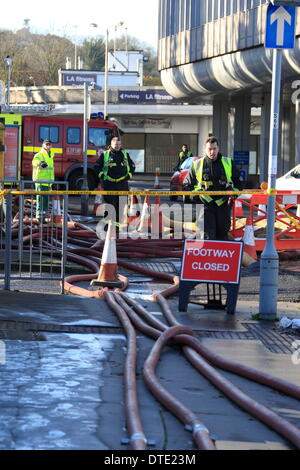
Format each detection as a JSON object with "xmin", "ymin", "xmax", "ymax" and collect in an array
[{"xmin": 145, "ymin": 134, "xmax": 198, "ymax": 173}]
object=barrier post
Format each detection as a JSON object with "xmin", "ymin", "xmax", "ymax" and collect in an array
[{"xmin": 4, "ymin": 192, "xmax": 12, "ymax": 290}]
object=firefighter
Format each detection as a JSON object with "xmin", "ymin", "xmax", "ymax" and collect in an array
[
  {"xmin": 94, "ymin": 137, "xmax": 135, "ymax": 230},
  {"xmin": 175, "ymin": 144, "xmax": 193, "ymax": 170},
  {"xmin": 183, "ymin": 136, "xmax": 243, "ymax": 240},
  {"xmin": 32, "ymin": 139, "xmax": 55, "ymax": 222}
]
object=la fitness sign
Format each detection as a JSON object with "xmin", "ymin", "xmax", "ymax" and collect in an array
[{"xmin": 181, "ymin": 240, "xmax": 243, "ymax": 284}]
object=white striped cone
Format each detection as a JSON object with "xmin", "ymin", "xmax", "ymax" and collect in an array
[
  {"xmin": 243, "ymin": 217, "xmax": 257, "ymax": 261},
  {"xmin": 151, "ymin": 195, "xmax": 164, "ymax": 237},
  {"xmin": 234, "ymin": 199, "xmax": 244, "ymax": 217},
  {"xmin": 90, "ymin": 221, "xmax": 123, "ymax": 288},
  {"xmin": 154, "ymin": 167, "xmax": 160, "ymax": 189},
  {"xmin": 277, "ymin": 204, "xmax": 285, "ymax": 217},
  {"xmin": 257, "ymin": 204, "xmax": 266, "ymax": 217},
  {"xmin": 52, "ymin": 195, "xmax": 62, "ymax": 224},
  {"xmin": 94, "ymin": 183, "xmax": 105, "ymax": 216},
  {"xmin": 127, "ymin": 195, "xmax": 141, "ymax": 227},
  {"xmin": 137, "ymin": 195, "xmax": 151, "ymax": 232}
]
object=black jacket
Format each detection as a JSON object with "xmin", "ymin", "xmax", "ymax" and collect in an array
[
  {"xmin": 183, "ymin": 154, "xmax": 243, "ymax": 201},
  {"xmin": 94, "ymin": 148, "xmax": 135, "ymax": 182}
]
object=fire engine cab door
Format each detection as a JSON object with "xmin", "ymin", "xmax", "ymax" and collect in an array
[{"xmin": 35, "ymin": 119, "xmax": 63, "ymax": 179}]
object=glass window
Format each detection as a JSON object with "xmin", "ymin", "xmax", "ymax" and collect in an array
[
  {"xmin": 88, "ymin": 128, "xmax": 114, "ymax": 147},
  {"xmin": 39, "ymin": 126, "xmax": 59, "ymax": 143},
  {"xmin": 191, "ymin": 0, "xmax": 201, "ymax": 28},
  {"xmin": 186, "ymin": 0, "xmax": 191, "ymax": 29},
  {"xmin": 67, "ymin": 127, "xmax": 81, "ymax": 145},
  {"xmin": 122, "ymin": 133, "xmax": 145, "ymax": 149},
  {"xmin": 145, "ymin": 133, "xmax": 198, "ymax": 173}
]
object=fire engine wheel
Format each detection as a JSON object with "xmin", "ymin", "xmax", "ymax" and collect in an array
[{"xmin": 68, "ymin": 170, "xmax": 98, "ymax": 191}]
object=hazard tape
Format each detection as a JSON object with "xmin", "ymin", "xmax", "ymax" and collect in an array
[
  {"xmin": 0, "ymin": 190, "xmax": 9, "ymax": 208},
  {"xmin": 275, "ymin": 201, "xmax": 300, "ymax": 230},
  {"xmin": 8, "ymin": 190, "xmax": 266, "ymax": 197},
  {"xmin": 267, "ymin": 188, "xmax": 277, "ymax": 197}
]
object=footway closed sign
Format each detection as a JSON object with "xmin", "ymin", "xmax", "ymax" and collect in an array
[{"xmin": 180, "ymin": 240, "xmax": 243, "ymax": 284}]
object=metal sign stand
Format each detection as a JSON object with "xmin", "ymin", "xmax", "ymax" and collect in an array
[
  {"xmin": 178, "ymin": 280, "xmax": 240, "ymax": 315},
  {"xmin": 179, "ymin": 240, "xmax": 243, "ymax": 315}
]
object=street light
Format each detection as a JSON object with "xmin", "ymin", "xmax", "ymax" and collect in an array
[
  {"xmin": 4, "ymin": 56, "xmax": 13, "ymax": 106},
  {"xmin": 104, "ymin": 22, "xmax": 123, "ymax": 120},
  {"xmin": 90, "ymin": 21, "xmax": 123, "ymax": 120},
  {"xmin": 81, "ymin": 81, "xmax": 102, "ymax": 216}
]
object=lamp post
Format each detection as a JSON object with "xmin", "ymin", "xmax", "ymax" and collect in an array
[
  {"xmin": 81, "ymin": 81, "xmax": 90, "ymax": 216},
  {"xmin": 80, "ymin": 81, "xmax": 102, "ymax": 216},
  {"xmin": 4, "ymin": 56, "xmax": 13, "ymax": 106},
  {"xmin": 90, "ymin": 22, "xmax": 123, "ymax": 120},
  {"xmin": 104, "ymin": 22, "xmax": 123, "ymax": 120}
]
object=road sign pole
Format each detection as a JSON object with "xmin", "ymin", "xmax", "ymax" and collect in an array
[{"xmin": 259, "ymin": 48, "xmax": 282, "ymax": 320}]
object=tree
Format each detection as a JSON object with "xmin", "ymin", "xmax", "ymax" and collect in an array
[
  {"xmin": 0, "ymin": 28, "xmax": 75, "ymax": 86},
  {"xmin": 80, "ymin": 37, "xmax": 105, "ymax": 70},
  {"xmin": 0, "ymin": 28, "xmax": 159, "ymax": 86}
]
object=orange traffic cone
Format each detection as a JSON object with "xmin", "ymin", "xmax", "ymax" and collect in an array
[
  {"xmin": 137, "ymin": 195, "xmax": 151, "ymax": 233},
  {"xmin": 94, "ymin": 183, "xmax": 105, "ymax": 216},
  {"xmin": 90, "ymin": 221, "xmax": 124, "ymax": 288},
  {"xmin": 154, "ymin": 168, "xmax": 160, "ymax": 189},
  {"xmin": 243, "ymin": 217, "xmax": 257, "ymax": 265},
  {"xmin": 52, "ymin": 195, "xmax": 62, "ymax": 224},
  {"xmin": 127, "ymin": 194, "xmax": 141, "ymax": 227},
  {"xmin": 257, "ymin": 204, "xmax": 266, "ymax": 217},
  {"xmin": 234, "ymin": 199, "xmax": 244, "ymax": 217},
  {"xmin": 151, "ymin": 195, "xmax": 164, "ymax": 238}
]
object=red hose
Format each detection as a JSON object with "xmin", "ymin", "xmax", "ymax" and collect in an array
[
  {"xmin": 118, "ymin": 294, "xmax": 300, "ymax": 448},
  {"xmin": 143, "ymin": 325, "xmax": 216, "ymax": 450},
  {"xmin": 104, "ymin": 291, "xmax": 147, "ymax": 450}
]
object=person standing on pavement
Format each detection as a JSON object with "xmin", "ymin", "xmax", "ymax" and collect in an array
[
  {"xmin": 94, "ymin": 137, "xmax": 135, "ymax": 230},
  {"xmin": 32, "ymin": 139, "xmax": 55, "ymax": 222},
  {"xmin": 175, "ymin": 144, "xmax": 193, "ymax": 170},
  {"xmin": 183, "ymin": 136, "xmax": 243, "ymax": 240}
]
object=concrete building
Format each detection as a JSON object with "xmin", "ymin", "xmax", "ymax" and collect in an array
[{"xmin": 158, "ymin": 0, "xmax": 300, "ymax": 184}]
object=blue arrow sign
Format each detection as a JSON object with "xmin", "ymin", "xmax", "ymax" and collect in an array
[{"xmin": 265, "ymin": 4, "xmax": 296, "ymax": 49}]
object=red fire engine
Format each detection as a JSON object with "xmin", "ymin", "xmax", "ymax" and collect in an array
[{"xmin": 0, "ymin": 114, "xmax": 119, "ymax": 189}]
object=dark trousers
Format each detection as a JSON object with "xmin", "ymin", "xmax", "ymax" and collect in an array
[
  {"xmin": 35, "ymin": 184, "xmax": 50, "ymax": 222},
  {"xmin": 203, "ymin": 202, "xmax": 231, "ymax": 240},
  {"xmin": 101, "ymin": 180, "xmax": 129, "ymax": 230}
]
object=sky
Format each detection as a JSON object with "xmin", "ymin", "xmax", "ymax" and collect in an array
[{"xmin": 0, "ymin": 0, "xmax": 159, "ymax": 49}]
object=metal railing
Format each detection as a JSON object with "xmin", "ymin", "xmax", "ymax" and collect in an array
[{"xmin": 0, "ymin": 181, "xmax": 68, "ymax": 293}]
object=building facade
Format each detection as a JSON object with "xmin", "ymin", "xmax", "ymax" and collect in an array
[{"xmin": 158, "ymin": 0, "xmax": 300, "ymax": 183}]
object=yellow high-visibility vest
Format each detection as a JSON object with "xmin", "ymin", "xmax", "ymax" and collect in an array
[
  {"xmin": 32, "ymin": 149, "xmax": 55, "ymax": 185},
  {"xmin": 193, "ymin": 156, "xmax": 233, "ymax": 206}
]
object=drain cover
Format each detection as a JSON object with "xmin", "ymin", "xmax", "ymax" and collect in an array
[
  {"xmin": 243, "ymin": 323, "xmax": 296, "ymax": 354},
  {"xmin": 0, "ymin": 320, "xmax": 123, "ymax": 339},
  {"xmin": 195, "ymin": 323, "xmax": 296, "ymax": 355}
]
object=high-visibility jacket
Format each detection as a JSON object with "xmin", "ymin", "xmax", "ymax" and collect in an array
[
  {"xmin": 179, "ymin": 151, "xmax": 193, "ymax": 160},
  {"xmin": 32, "ymin": 149, "xmax": 55, "ymax": 185},
  {"xmin": 193, "ymin": 156, "xmax": 237, "ymax": 206},
  {"xmin": 99, "ymin": 150, "xmax": 132, "ymax": 182}
]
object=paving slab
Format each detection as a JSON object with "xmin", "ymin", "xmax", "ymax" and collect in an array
[{"xmin": 0, "ymin": 289, "xmax": 299, "ymax": 451}]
